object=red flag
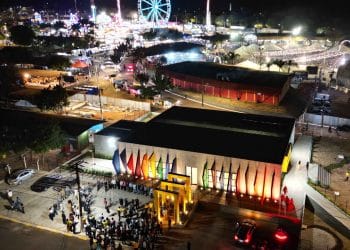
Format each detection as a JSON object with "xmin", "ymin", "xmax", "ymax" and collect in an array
[
  {"xmin": 135, "ymin": 150, "xmax": 141, "ymax": 177},
  {"xmin": 127, "ymin": 153, "xmax": 134, "ymax": 175},
  {"xmin": 261, "ymin": 165, "xmax": 267, "ymax": 205}
]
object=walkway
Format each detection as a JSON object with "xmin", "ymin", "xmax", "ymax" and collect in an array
[{"xmin": 284, "ymin": 135, "xmax": 350, "ymax": 237}]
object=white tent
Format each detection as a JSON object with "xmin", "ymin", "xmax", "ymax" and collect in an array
[{"xmin": 15, "ymin": 100, "xmax": 36, "ymax": 108}]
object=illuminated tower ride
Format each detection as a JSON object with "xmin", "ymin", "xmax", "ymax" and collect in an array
[
  {"xmin": 116, "ymin": 0, "xmax": 122, "ymax": 21},
  {"xmin": 206, "ymin": 0, "xmax": 211, "ymax": 27},
  {"xmin": 90, "ymin": 0, "xmax": 97, "ymax": 23}
]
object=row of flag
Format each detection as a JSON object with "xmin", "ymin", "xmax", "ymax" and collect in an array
[
  {"xmin": 112, "ymin": 149, "xmax": 177, "ymax": 179},
  {"xmin": 202, "ymin": 161, "xmax": 276, "ymax": 199}
]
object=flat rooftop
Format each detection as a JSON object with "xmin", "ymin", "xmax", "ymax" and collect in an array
[
  {"xmin": 161, "ymin": 61, "xmax": 290, "ymax": 89},
  {"xmin": 0, "ymin": 109, "xmax": 102, "ymax": 137},
  {"xmin": 117, "ymin": 107, "xmax": 295, "ymax": 164},
  {"xmin": 96, "ymin": 120, "xmax": 144, "ymax": 139}
]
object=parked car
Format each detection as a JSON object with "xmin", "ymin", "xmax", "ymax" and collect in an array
[
  {"xmin": 337, "ymin": 125, "xmax": 350, "ymax": 132},
  {"xmin": 234, "ymin": 219, "xmax": 256, "ymax": 245},
  {"xmin": 8, "ymin": 169, "xmax": 35, "ymax": 185},
  {"xmin": 30, "ymin": 174, "xmax": 76, "ymax": 192}
]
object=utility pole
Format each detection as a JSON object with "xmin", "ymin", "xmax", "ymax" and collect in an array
[
  {"xmin": 98, "ymin": 88, "xmax": 103, "ymax": 120},
  {"xmin": 70, "ymin": 160, "xmax": 85, "ymax": 233}
]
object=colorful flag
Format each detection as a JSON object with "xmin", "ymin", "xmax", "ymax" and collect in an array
[
  {"xmin": 245, "ymin": 163, "xmax": 249, "ymax": 195},
  {"xmin": 261, "ymin": 165, "xmax": 267, "ymax": 205},
  {"xmin": 219, "ymin": 165, "xmax": 224, "ymax": 190},
  {"xmin": 112, "ymin": 149, "xmax": 120, "ymax": 175},
  {"xmin": 119, "ymin": 148, "xmax": 127, "ymax": 174},
  {"xmin": 127, "ymin": 153, "xmax": 134, "ymax": 175},
  {"xmin": 149, "ymin": 152, "xmax": 156, "ymax": 178},
  {"xmin": 171, "ymin": 157, "xmax": 177, "ymax": 173},
  {"xmin": 202, "ymin": 161, "xmax": 209, "ymax": 189},
  {"xmin": 141, "ymin": 153, "xmax": 148, "ymax": 179},
  {"xmin": 236, "ymin": 164, "xmax": 240, "ymax": 193},
  {"xmin": 227, "ymin": 163, "xmax": 232, "ymax": 192},
  {"xmin": 165, "ymin": 153, "xmax": 170, "ymax": 179},
  {"xmin": 270, "ymin": 170, "xmax": 275, "ymax": 199},
  {"xmin": 211, "ymin": 161, "xmax": 216, "ymax": 188},
  {"xmin": 157, "ymin": 157, "xmax": 163, "ymax": 179},
  {"xmin": 135, "ymin": 150, "xmax": 141, "ymax": 177}
]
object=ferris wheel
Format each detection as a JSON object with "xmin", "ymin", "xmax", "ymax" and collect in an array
[{"xmin": 138, "ymin": 0, "xmax": 171, "ymax": 25}]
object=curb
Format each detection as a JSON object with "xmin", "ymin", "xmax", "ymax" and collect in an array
[{"xmin": 0, "ymin": 214, "xmax": 89, "ymax": 241}]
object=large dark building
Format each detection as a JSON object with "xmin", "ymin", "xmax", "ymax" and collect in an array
[
  {"xmin": 94, "ymin": 107, "xmax": 295, "ymax": 201},
  {"xmin": 160, "ymin": 61, "xmax": 291, "ymax": 105}
]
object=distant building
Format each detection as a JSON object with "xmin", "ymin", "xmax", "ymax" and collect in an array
[
  {"xmin": 94, "ymin": 106, "xmax": 295, "ymax": 200},
  {"xmin": 160, "ymin": 62, "xmax": 291, "ymax": 105}
]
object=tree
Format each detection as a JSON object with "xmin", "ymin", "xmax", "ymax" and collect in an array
[
  {"xmin": 0, "ymin": 66, "xmax": 23, "ymax": 100},
  {"xmin": 29, "ymin": 121, "xmax": 66, "ymax": 170},
  {"xmin": 139, "ymin": 85, "xmax": 157, "ymax": 100},
  {"xmin": 285, "ymin": 60, "xmax": 298, "ymax": 73},
  {"xmin": 272, "ymin": 59, "xmax": 286, "ymax": 72},
  {"xmin": 45, "ymin": 55, "xmax": 71, "ymax": 70},
  {"xmin": 152, "ymin": 71, "xmax": 173, "ymax": 98},
  {"xmin": 29, "ymin": 121, "xmax": 66, "ymax": 154},
  {"xmin": 222, "ymin": 51, "xmax": 240, "ymax": 64},
  {"xmin": 9, "ymin": 25, "xmax": 35, "ymax": 46},
  {"xmin": 36, "ymin": 85, "xmax": 69, "ymax": 111},
  {"xmin": 135, "ymin": 73, "xmax": 150, "ymax": 85}
]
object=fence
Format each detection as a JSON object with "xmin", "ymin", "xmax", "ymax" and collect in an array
[
  {"xmin": 304, "ymin": 112, "xmax": 350, "ymax": 127},
  {"xmin": 70, "ymin": 94, "xmax": 151, "ymax": 111},
  {"xmin": 308, "ymin": 163, "xmax": 330, "ymax": 187}
]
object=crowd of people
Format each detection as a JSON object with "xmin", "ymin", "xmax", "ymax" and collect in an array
[
  {"xmin": 85, "ymin": 199, "xmax": 162, "ymax": 250},
  {"xmin": 50, "ymin": 176, "xmax": 162, "ymax": 249}
]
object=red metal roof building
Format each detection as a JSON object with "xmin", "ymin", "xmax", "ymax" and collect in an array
[{"xmin": 160, "ymin": 61, "xmax": 291, "ymax": 105}]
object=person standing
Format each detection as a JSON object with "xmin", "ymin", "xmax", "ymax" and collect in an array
[
  {"xmin": 346, "ymin": 170, "xmax": 349, "ymax": 181},
  {"xmin": 168, "ymin": 217, "xmax": 171, "ymax": 230},
  {"xmin": 7, "ymin": 189, "xmax": 13, "ymax": 203}
]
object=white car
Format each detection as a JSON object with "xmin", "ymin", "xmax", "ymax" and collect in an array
[{"xmin": 9, "ymin": 169, "xmax": 35, "ymax": 185}]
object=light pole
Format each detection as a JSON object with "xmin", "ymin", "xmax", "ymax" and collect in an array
[{"xmin": 70, "ymin": 160, "xmax": 85, "ymax": 233}]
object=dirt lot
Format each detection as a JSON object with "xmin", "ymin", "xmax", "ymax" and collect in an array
[{"xmin": 312, "ymin": 136, "xmax": 350, "ymax": 215}]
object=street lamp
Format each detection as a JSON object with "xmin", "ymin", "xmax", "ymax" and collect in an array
[{"xmin": 292, "ymin": 26, "xmax": 302, "ymax": 36}]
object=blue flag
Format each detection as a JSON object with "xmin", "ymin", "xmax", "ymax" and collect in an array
[{"xmin": 112, "ymin": 149, "xmax": 120, "ymax": 175}]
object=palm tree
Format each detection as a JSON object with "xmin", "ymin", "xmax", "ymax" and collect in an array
[
  {"xmin": 272, "ymin": 59, "xmax": 286, "ymax": 72},
  {"xmin": 286, "ymin": 60, "xmax": 298, "ymax": 73},
  {"xmin": 266, "ymin": 61, "xmax": 273, "ymax": 71},
  {"xmin": 152, "ymin": 71, "xmax": 173, "ymax": 99}
]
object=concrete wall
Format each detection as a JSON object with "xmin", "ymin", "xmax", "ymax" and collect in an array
[
  {"xmin": 70, "ymin": 94, "xmax": 151, "ymax": 111},
  {"xmin": 94, "ymin": 134, "xmax": 119, "ymax": 158},
  {"xmin": 304, "ymin": 113, "xmax": 350, "ymax": 127}
]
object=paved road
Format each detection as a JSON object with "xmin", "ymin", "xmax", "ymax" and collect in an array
[{"xmin": 0, "ymin": 218, "xmax": 87, "ymax": 250}]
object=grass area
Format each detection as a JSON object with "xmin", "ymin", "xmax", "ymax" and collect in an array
[
  {"xmin": 325, "ymin": 156, "xmax": 350, "ymax": 171},
  {"xmin": 308, "ymin": 181, "xmax": 350, "ymax": 216}
]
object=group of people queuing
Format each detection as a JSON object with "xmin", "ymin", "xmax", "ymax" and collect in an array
[{"xmin": 96, "ymin": 177, "xmax": 154, "ymax": 198}]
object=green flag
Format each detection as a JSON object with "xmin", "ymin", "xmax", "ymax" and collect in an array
[
  {"xmin": 202, "ymin": 161, "xmax": 209, "ymax": 189},
  {"xmin": 157, "ymin": 157, "xmax": 163, "ymax": 180}
]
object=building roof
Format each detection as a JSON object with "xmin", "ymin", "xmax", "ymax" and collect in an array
[
  {"xmin": 161, "ymin": 61, "xmax": 290, "ymax": 89},
  {"xmin": 118, "ymin": 107, "xmax": 295, "ymax": 164},
  {"xmin": 0, "ymin": 109, "xmax": 102, "ymax": 137},
  {"xmin": 96, "ymin": 120, "xmax": 143, "ymax": 139}
]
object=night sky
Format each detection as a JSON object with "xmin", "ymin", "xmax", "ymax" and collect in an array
[
  {"xmin": 0, "ymin": 0, "xmax": 347, "ymax": 14},
  {"xmin": 0, "ymin": 0, "xmax": 348, "ymax": 31}
]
